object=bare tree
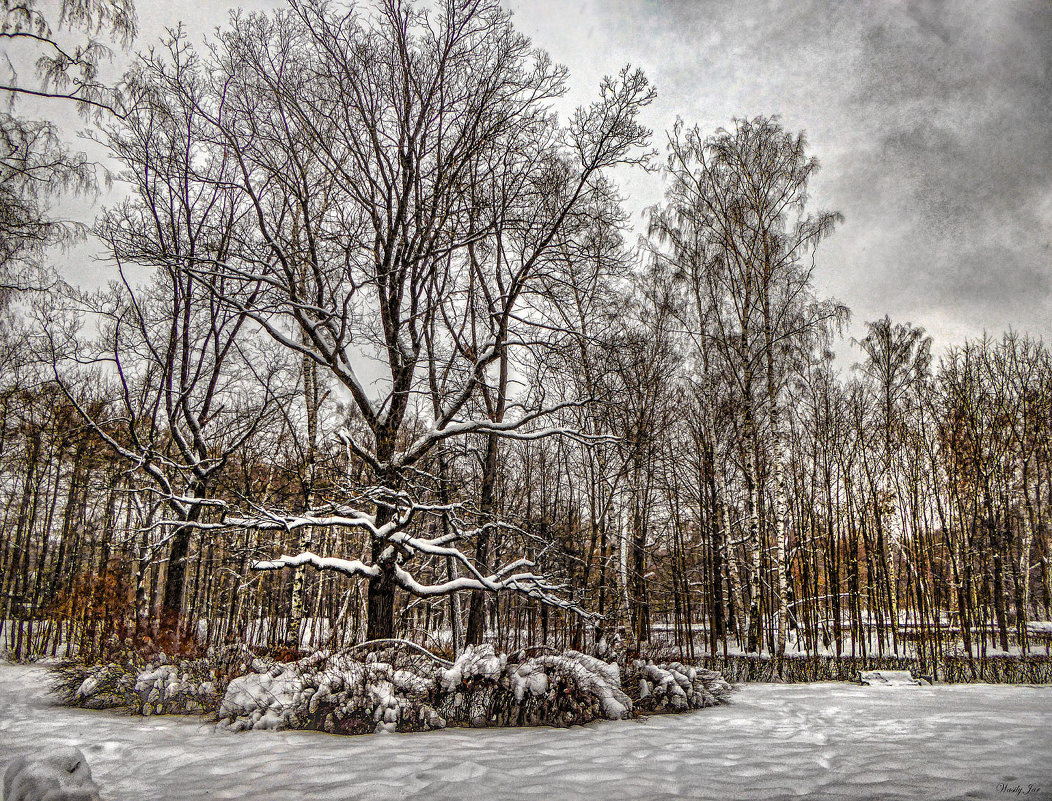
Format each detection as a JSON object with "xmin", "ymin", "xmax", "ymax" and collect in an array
[
  {"xmin": 123, "ymin": 0, "xmax": 654, "ymax": 640},
  {"xmin": 854, "ymin": 315, "xmax": 933, "ymax": 653},
  {"xmin": 649, "ymin": 116, "xmax": 845, "ymax": 655},
  {"xmin": 1, "ymin": 0, "xmax": 136, "ymax": 293},
  {"xmin": 39, "ymin": 32, "xmax": 287, "ymax": 641}
]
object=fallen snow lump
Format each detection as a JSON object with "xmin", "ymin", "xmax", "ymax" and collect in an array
[{"xmin": 2, "ymin": 746, "xmax": 100, "ymax": 801}]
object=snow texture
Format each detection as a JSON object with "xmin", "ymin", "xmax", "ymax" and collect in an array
[
  {"xmin": 2, "ymin": 747, "xmax": 100, "ymax": 801},
  {"xmin": 2, "ymin": 664, "xmax": 1051, "ymax": 800}
]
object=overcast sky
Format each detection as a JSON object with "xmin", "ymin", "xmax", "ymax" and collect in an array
[
  {"xmin": 40, "ymin": 0, "xmax": 1052, "ymax": 352},
  {"xmin": 505, "ymin": 0, "xmax": 1051, "ymax": 351}
]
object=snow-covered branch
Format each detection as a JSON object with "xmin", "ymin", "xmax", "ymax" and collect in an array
[
  {"xmin": 250, "ymin": 551, "xmax": 596, "ymax": 620},
  {"xmin": 396, "ymin": 399, "xmax": 602, "ymax": 468}
]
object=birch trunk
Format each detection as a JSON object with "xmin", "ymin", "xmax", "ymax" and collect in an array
[{"xmin": 289, "ymin": 353, "xmax": 319, "ymax": 649}]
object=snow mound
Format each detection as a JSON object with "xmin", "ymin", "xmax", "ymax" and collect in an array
[
  {"xmin": 2, "ymin": 747, "xmax": 100, "ymax": 801},
  {"xmin": 626, "ymin": 659, "xmax": 734, "ymax": 713}
]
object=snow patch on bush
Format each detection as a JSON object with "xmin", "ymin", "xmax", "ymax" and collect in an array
[{"xmin": 626, "ymin": 659, "xmax": 734, "ymax": 713}]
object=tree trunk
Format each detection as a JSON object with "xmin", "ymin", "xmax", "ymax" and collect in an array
[
  {"xmin": 160, "ymin": 493, "xmax": 205, "ymax": 644},
  {"xmin": 288, "ymin": 353, "xmax": 319, "ymax": 649},
  {"xmin": 366, "ymin": 485, "xmax": 397, "ymax": 640},
  {"xmin": 366, "ymin": 563, "xmax": 396, "ymax": 641},
  {"xmin": 466, "ymin": 432, "xmax": 500, "ymax": 645}
]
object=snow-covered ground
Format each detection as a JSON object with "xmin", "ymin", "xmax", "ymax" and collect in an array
[{"xmin": 2, "ymin": 664, "xmax": 1050, "ymax": 801}]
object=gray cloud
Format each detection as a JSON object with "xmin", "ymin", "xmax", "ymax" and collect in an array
[
  {"xmin": 839, "ymin": 1, "xmax": 1051, "ymax": 332},
  {"xmin": 511, "ymin": 0, "xmax": 1051, "ymax": 346}
]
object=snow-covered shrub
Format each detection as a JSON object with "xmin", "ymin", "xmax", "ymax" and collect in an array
[
  {"xmin": 858, "ymin": 670, "xmax": 926, "ymax": 686},
  {"xmin": 51, "ymin": 641, "xmax": 734, "ymax": 735},
  {"xmin": 433, "ymin": 643, "xmax": 507, "ymax": 727},
  {"xmin": 51, "ymin": 660, "xmax": 135, "ymax": 711},
  {"xmin": 624, "ymin": 659, "xmax": 734, "ymax": 714},
  {"xmin": 51, "ymin": 643, "xmax": 267, "ymax": 716},
  {"xmin": 217, "ymin": 643, "xmax": 640, "ymax": 734},
  {"xmin": 2, "ymin": 746, "xmax": 100, "ymax": 801},
  {"xmin": 431, "ymin": 644, "xmax": 634, "ymax": 729},
  {"xmin": 501, "ymin": 649, "xmax": 632, "ymax": 726},
  {"xmin": 218, "ymin": 649, "xmax": 445, "ymax": 734}
]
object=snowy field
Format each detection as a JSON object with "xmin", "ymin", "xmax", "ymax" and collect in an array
[{"xmin": 2, "ymin": 664, "xmax": 1050, "ymax": 801}]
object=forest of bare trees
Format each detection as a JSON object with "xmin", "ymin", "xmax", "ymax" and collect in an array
[{"xmin": 2, "ymin": 0, "xmax": 1050, "ymax": 683}]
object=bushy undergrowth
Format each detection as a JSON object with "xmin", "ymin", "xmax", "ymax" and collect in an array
[
  {"xmin": 435, "ymin": 646, "xmax": 635, "ymax": 729},
  {"xmin": 624, "ymin": 660, "xmax": 734, "ymax": 712},
  {"xmin": 52, "ymin": 642, "xmax": 734, "ymax": 735},
  {"xmin": 216, "ymin": 644, "xmax": 641, "ymax": 733},
  {"xmin": 51, "ymin": 643, "xmax": 268, "ymax": 716},
  {"xmin": 217, "ymin": 649, "xmax": 443, "ymax": 734}
]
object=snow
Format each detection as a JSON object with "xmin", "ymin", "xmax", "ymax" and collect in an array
[
  {"xmin": 858, "ymin": 670, "xmax": 926, "ymax": 686},
  {"xmin": 2, "ymin": 664, "xmax": 1051, "ymax": 800},
  {"xmin": 210, "ymin": 644, "xmax": 641, "ymax": 733},
  {"xmin": 3, "ymin": 746, "xmax": 100, "ymax": 801},
  {"xmin": 437, "ymin": 644, "xmax": 507, "ymax": 691}
]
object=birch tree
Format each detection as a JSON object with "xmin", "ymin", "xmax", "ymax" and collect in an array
[{"xmin": 650, "ymin": 116, "xmax": 844, "ymax": 654}]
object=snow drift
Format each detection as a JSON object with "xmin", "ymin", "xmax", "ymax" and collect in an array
[{"xmin": 7, "ymin": 663, "xmax": 1051, "ymax": 801}]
